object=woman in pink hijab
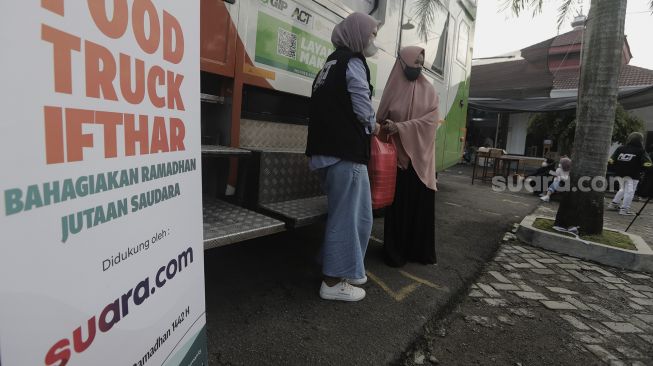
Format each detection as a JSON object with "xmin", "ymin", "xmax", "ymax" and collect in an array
[{"xmin": 379, "ymin": 46, "xmax": 439, "ymax": 267}]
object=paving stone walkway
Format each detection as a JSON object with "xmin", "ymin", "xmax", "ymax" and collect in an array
[
  {"xmin": 464, "ymin": 240, "xmax": 653, "ymax": 365},
  {"xmin": 403, "ymin": 183, "xmax": 653, "ymax": 365}
]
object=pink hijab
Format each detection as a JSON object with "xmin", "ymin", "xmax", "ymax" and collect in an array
[
  {"xmin": 377, "ymin": 46, "xmax": 439, "ymax": 191},
  {"xmin": 331, "ymin": 12, "xmax": 378, "ymax": 53}
]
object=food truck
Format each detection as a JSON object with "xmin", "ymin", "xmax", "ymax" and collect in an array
[{"xmin": 199, "ymin": 0, "xmax": 477, "ymax": 249}]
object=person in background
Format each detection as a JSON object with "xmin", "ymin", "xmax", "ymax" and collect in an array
[
  {"xmin": 608, "ymin": 132, "xmax": 652, "ymax": 215},
  {"xmin": 525, "ymin": 158, "xmax": 555, "ymax": 195},
  {"xmin": 540, "ymin": 157, "xmax": 572, "ymax": 202},
  {"xmin": 305, "ymin": 12, "xmax": 380, "ymax": 301},
  {"xmin": 377, "ymin": 46, "xmax": 440, "ymax": 267},
  {"xmin": 635, "ymin": 143, "xmax": 653, "ymax": 200}
]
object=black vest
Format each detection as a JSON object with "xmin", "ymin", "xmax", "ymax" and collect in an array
[{"xmin": 306, "ymin": 48, "xmax": 372, "ymax": 164}]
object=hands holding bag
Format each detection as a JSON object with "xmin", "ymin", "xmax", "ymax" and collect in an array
[{"xmin": 381, "ymin": 119, "xmax": 399, "ymax": 135}]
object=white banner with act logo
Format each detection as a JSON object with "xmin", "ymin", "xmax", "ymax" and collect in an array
[{"xmin": 0, "ymin": 1, "xmax": 206, "ymax": 365}]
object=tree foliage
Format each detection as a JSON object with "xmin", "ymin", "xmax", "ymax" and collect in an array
[
  {"xmin": 612, "ymin": 104, "xmax": 647, "ymax": 145},
  {"xmin": 527, "ymin": 105, "xmax": 645, "ymax": 156},
  {"xmin": 504, "ymin": 0, "xmax": 653, "ymax": 27}
]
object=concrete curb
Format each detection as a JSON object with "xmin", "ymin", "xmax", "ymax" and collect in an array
[{"xmin": 516, "ymin": 215, "xmax": 653, "ymax": 273}]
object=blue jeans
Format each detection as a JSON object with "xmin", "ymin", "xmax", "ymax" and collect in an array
[
  {"xmin": 548, "ymin": 178, "xmax": 563, "ymax": 193},
  {"xmin": 319, "ymin": 160, "xmax": 372, "ymax": 279}
]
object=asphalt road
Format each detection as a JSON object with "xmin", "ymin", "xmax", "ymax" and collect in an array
[{"xmin": 203, "ymin": 165, "xmax": 540, "ymax": 365}]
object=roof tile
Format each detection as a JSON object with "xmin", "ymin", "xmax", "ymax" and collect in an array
[
  {"xmin": 552, "ymin": 65, "xmax": 653, "ymax": 90},
  {"xmin": 551, "ymin": 29, "xmax": 583, "ymax": 47}
]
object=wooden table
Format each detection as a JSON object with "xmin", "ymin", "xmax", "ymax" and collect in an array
[
  {"xmin": 472, "ymin": 150, "xmax": 502, "ymax": 184},
  {"xmin": 472, "ymin": 153, "xmax": 548, "ymax": 185},
  {"xmin": 518, "ymin": 156, "xmax": 548, "ymax": 172},
  {"xmin": 495, "ymin": 155, "xmax": 523, "ymax": 180}
]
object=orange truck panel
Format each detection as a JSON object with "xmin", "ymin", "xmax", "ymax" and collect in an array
[{"xmin": 200, "ymin": 0, "xmax": 236, "ymax": 77}]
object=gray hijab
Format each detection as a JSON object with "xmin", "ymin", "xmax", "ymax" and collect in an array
[
  {"xmin": 626, "ymin": 132, "xmax": 644, "ymax": 148},
  {"xmin": 331, "ymin": 12, "xmax": 378, "ymax": 54}
]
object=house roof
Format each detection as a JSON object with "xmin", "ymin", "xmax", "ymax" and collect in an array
[
  {"xmin": 470, "ymin": 35, "xmax": 554, "ymax": 99},
  {"xmin": 620, "ymin": 65, "xmax": 653, "ymax": 86},
  {"xmin": 470, "ymin": 29, "xmax": 648, "ymax": 99},
  {"xmin": 469, "ymin": 85, "xmax": 653, "ymax": 113},
  {"xmin": 550, "ymin": 29, "xmax": 583, "ymax": 47},
  {"xmin": 470, "ymin": 59, "xmax": 554, "ymax": 98},
  {"xmin": 553, "ymin": 65, "xmax": 653, "ymax": 90}
]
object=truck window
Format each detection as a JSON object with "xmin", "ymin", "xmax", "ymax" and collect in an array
[
  {"xmin": 456, "ymin": 20, "xmax": 470, "ymax": 65},
  {"xmin": 313, "ymin": 0, "xmax": 378, "ymax": 16},
  {"xmin": 341, "ymin": 0, "xmax": 378, "ymax": 14},
  {"xmin": 400, "ymin": 0, "xmax": 449, "ymax": 76}
]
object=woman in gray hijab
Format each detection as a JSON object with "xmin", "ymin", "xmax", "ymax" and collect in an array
[{"xmin": 306, "ymin": 12, "xmax": 379, "ymax": 302}]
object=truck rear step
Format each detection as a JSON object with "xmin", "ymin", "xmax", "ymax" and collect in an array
[
  {"xmin": 202, "ymin": 198, "xmax": 285, "ymax": 250},
  {"xmin": 259, "ymin": 196, "xmax": 327, "ymax": 228}
]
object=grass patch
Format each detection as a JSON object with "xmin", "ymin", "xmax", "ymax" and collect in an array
[{"xmin": 532, "ymin": 218, "xmax": 636, "ymax": 251}]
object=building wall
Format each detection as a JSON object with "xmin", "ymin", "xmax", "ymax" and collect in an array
[
  {"xmin": 550, "ymin": 89, "xmax": 576, "ymax": 98},
  {"xmin": 506, "ymin": 113, "xmax": 531, "ymax": 155}
]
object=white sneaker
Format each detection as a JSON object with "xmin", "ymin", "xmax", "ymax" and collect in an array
[
  {"xmin": 540, "ymin": 195, "xmax": 550, "ymax": 202},
  {"xmin": 319, "ymin": 281, "xmax": 366, "ymax": 302},
  {"xmin": 619, "ymin": 209, "xmax": 636, "ymax": 216},
  {"xmin": 347, "ymin": 275, "xmax": 368, "ymax": 285},
  {"xmin": 553, "ymin": 225, "xmax": 579, "ymax": 236},
  {"xmin": 607, "ymin": 202, "xmax": 619, "ymax": 211}
]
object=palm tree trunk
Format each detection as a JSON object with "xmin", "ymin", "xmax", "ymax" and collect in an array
[{"xmin": 555, "ymin": 0, "xmax": 628, "ymax": 234}]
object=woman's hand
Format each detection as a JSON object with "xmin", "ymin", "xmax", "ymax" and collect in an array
[
  {"xmin": 382, "ymin": 119, "xmax": 399, "ymax": 135},
  {"xmin": 373, "ymin": 122, "xmax": 381, "ymax": 135}
]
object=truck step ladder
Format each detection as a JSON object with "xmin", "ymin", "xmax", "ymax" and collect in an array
[{"xmin": 202, "ymin": 198, "xmax": 285, "ymax": 249}]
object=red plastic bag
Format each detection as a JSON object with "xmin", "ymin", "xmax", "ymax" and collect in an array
[{"xmin": 368, "ymin": 135, "xmax": 397, "ymax": 209}]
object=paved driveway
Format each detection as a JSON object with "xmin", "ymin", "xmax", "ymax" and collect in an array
[{"xmin": 203, "ymin": 165, "xmax": 540, "ymax": 365}]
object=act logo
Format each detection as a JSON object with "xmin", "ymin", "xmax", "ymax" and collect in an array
[
  {"xmin": 292, "ymin": 7, "xmax": 312, "ymax": 25},
  {"xmin": 618, "ymin": 153, "xmax": 636, "ymax": 162}
]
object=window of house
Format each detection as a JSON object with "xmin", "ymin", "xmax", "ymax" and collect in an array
[
  {"xmin": 400, "ymin": 0, "xmax": 449, "ymax": 76},
  {"xmin": 456, "ymin": 21, "xmax": 470, "ymax": 65}
]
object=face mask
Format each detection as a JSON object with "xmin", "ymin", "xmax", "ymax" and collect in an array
[
  {"xmin": 363, "ymin": 36, "xmax": 378, "ymax": 57},
  {"xmin": 401, "ymin": 58, "xmax": 422, "ymax": 81}
]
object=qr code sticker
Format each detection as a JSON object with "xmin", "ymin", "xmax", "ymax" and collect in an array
[{"xmin": 277, "ymin": 28, "xmax": 297, "ymax": 59}]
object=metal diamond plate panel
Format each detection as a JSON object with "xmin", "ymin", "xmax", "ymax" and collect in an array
[
  {"xmin": 240, "ymin": 119, "xmax": 307, "ymax": 151},
  {"xmin": 203, "ymin": 198, "xmax": 285, "ymax": 249},
  {"xmin": 261, "ymin": 196, "xmax": 328, "ymax": 228},
  {"xmin": 258, "ymin": 151, "xmax": 323, "ymax": 204}
]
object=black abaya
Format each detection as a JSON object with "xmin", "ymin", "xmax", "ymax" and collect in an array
[{"xmin": 383, "ymin": 166, "xmax": 436, "ymax": 267}]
